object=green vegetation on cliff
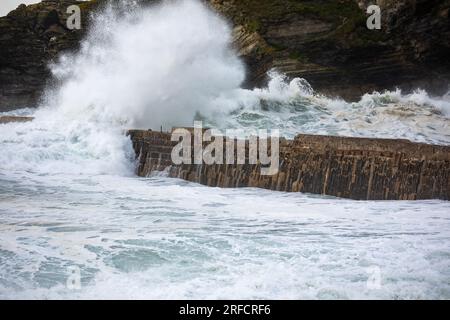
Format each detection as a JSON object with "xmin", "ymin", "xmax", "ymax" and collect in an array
[{"xmin": 220, "ymin": 0, "xmax": 386, "ymax": 45}]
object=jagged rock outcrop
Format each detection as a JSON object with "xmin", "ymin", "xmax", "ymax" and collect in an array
[
  {"xmin": 0, "ymin": 0, "xmax": 449, "ymax": 111},
  {"xmin": 128, "ymin": 129, "xmax": 450, "ymax": 201}
]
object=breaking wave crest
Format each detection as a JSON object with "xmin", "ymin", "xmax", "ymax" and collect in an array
[
  {"xmin": 40, "ymin": 0, "xmax": 244, "ymax": 129},
  {"xmin": 0, "ymin": 0, "xmax": 244, "ymax": 175},
  {"xmin": 206, "ymin": 72, "xmax": 450, "ymax": 145}
]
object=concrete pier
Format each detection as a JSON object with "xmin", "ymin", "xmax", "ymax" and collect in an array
[{"xmin": 128, "ymin": 130, "xmax": 450, "ymax": 201}]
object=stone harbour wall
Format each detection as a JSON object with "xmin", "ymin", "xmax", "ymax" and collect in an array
[
  {"xmin": 0, "ymin": 116, "xmax": 34, "ymax": 124},
  {"xmin": 128, "ymin": 129, "xmax": 450, "ymax": 201}
]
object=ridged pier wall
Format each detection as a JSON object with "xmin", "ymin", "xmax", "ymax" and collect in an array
[{"xmin": 128, "ymin": 130, "xmax": 450, "ymax": 201}]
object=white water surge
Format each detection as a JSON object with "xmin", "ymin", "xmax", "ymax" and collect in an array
[{"xmin": 0, "ymin": 0, "xmax": 449, "ymax": 299}]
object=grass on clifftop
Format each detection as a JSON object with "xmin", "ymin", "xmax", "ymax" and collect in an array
[
  {"xmin": 230, "ymin": 0, "xmax": 365, "ymax": 30},
  {"xmin": 78, "ymin": 0, "xmax": 105, "ymax": 13}
]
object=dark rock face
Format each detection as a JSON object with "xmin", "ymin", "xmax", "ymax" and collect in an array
[
  {"xmin": 0, "ymin": 0, "xmax": 449, "ymax": 111},
  {"xmin": 0, "ymin": 0, "xmax": 98, "ymax": 111},
  {"xmin": 129, "ymin": 129, "xmax": 450, "ymax": 201},
  {"xmin": 210, "ymin": 0, "xmax": 450, "ymax": 99}
]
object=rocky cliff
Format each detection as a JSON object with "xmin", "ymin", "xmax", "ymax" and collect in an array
[
  {"xmin": 0, "ymin": 0, "xmax": 99, "ymax": 111},
  {"xmin": 129, "ymin": 129, "xmax": 450, "ymax": 200},
  {"xmin": 210, "ymin": 0, "xmax": 450, "ymax": 98},
  {"xmin": 1, "ymin": 0, "xmax": 449, "ymax": 111}
]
